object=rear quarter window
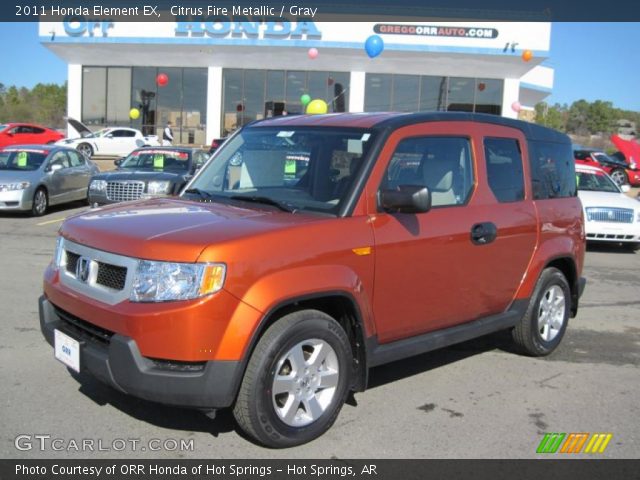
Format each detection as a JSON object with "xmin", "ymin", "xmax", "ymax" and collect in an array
[
  {"xmin": 528, "ymin": 140, "xmax": 577, "ymax": 199},
  {"xmin": 484, "ymin": 137, "xmax": 525, "ymax": 203}
]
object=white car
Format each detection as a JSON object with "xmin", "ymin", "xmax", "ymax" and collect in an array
[
  {"xmin": 56, "ymin": 118, "xmax": 160, "ymax": 158},
  {"xmin": 577, "ymin": 164, "xmax": 640, "ymax": 251}
]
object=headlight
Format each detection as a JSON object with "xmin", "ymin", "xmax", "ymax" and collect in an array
[
  {"xmin": 89, "ymin": 180, "xmax": 107, "ymax": 191},
  {"xmin": 52, "ymin": 236, "xmax": 64, "ymax": 270},
  {"xmin": 147, "ymin": 181, "xmax": 171, "ymax": 195},
  {"xmin": 0, "ymin": 182, "xmax": 30, "ymax": 192},
  {"xmin": 130, "ymin": 260, "xmax": 226, "ymax": 302}
]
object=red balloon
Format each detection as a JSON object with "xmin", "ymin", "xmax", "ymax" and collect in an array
[
  {"xmin": 236, "ymin": 104, "xmax": 244, "ymax": 112},
  {"xmin": 156, "ymin": 73, "xmax": 169, "ymax": 87},
  {"xmin": 478, "ymin": 82, "xmax": 486, "ymax": 91},
  {"xmin": 327, "ymin": 77, "xmax": 335, "ymax": 86}
]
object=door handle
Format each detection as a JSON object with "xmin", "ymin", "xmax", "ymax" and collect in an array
[{"xmin": 470, "ymin": 222, "xmax": 498, "ymax": 245}]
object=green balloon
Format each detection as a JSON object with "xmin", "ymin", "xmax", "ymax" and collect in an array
[{"xmin": 300, "ymin": 94, "xmax": 311, "ymax": 106}]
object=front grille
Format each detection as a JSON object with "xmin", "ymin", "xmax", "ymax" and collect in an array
[
  {"xmin": 587, "ymin": 233, "xmax": 635, "ymax": 240},
  {"xmin": 96, "ymin": 262, "xmax": 127, "ymax": 291},
  {"xmin": 106, "ymin": 181, "xmax": 145, "ymax": 202},
  {"xmin": 66, "ymin": 251, "xmax": 80, "ymax": 273},
  {"xmin": 54, "ymin": 305, "xmax": 114, "ymax": 345},
  {"xmin": 586, "ymin": 207, "xmax": 634, "ymax": 224}
]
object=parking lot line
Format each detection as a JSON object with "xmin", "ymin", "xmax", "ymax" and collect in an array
[{"xmin": 36, "ymin": 217, "xmax": 67, "ymax": 226}]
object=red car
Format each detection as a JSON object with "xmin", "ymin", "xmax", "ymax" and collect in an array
[
  {"xmin": 609, "ymin": 134, "xmax": 640, "ymax": 186},
  {"xmin": 0, "ymin": 123, "xmax": 64, "ymax": 147},
  {"xmin": 574, "ymin": 147, "xmax": 638, "ymax": 186}
]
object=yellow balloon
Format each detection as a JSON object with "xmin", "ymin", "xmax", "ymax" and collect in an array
[
  {"xmin": 129, "ymin": 108, "xmax": 140, "ymax": 120},
  {"xmin": 306, "ymin": 99, "xmax": 328, "ymax": 115}
]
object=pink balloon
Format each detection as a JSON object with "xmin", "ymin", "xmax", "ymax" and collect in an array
[
  {"xmin": 308, "ymin": 48, "xmax": 319, "ymax": 59},
  {"xmin": 511, "ymin": 101, "xmax": 522, "ymax": 113}
]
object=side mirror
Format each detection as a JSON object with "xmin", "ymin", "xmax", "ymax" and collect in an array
[
  {"xmin": 621, "ymin": 184, "xmax": 630, "ymax": 193},
  {"xmin": 106, "ymin": 133, "xmax": 114, "ymax": 138},
  {"xmin": 114, "ymin": 158, "xmax": 124, "ymax": 166},
  {"xmin": 49, "ymin": 164, "xmax": 63, "ymax": 173},
  {"xmin": 380, "ymin": 185, "xmax": 431, "ymax": 214}
]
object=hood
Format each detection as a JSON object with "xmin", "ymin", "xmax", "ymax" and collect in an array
[
  {"xmin": 611, "ymin": 135, "xmax": 640, "ymax": 164},
  {"xmin": 67, "ymin": 118, "xmax": 93, "ymax": 138},
  {"xmin": 92, "ymin": 170, "xmax": 187, "ymax": 182},
  {"xmin": 60, "ymin": 197, "xmax": 322, "ymax": 262},
  {"xmin": 578, "ymin": 190, "xmax": 640, "ymax": 210}
]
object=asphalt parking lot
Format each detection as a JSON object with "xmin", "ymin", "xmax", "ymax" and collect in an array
[{"xmin": 1, "ymin": 203, "xmax": 638, "ymax": 459}]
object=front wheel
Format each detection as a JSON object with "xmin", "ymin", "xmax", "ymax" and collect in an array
[
  {"xmin": 609, "ymin": 168, "xmax": 628, "ymax": 186},
  {"xmin": 31, "ymin": 188, "xmax": 48, "ymax": 216},
  {"xmin": 77, "ymin": 143, "xmax": 93, "ymax": 158},
  {"xmin": 512, "ymin": 267, "xmax": 571, "ymax": 356},
  {"xmin": 233, "ymin": 310, "xmax": 352, "ymax": 448}
]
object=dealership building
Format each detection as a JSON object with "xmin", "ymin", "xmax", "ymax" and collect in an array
[{"xmin": 39, "ymin": 19, "xmax": 554, "ymax": 144}]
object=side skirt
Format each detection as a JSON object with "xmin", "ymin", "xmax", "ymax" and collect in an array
[{"xmin": 366, "ymin": 299, "xmax": 529, "ymax": 368}]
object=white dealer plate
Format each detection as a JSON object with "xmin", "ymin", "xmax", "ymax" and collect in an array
[{"xmin": 54, "ymin": 329, "xmax": 80, "ymax": 372}]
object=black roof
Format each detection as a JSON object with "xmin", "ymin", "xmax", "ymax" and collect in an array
[{"xmin": 373, "ymin": 112, "xmax": 570, "ymax": 144}]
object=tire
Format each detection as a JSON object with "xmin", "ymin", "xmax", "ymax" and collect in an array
[
  {"xmin": 31, "ymin": 188, "xmax": 48, "ymax": 217},
  {"xmin": 233, "ymin": 310, "xmax": 352, "ymax": 448},
  {"xmin": 609, "ymin": 168, "xmax": 628, "ymax": 186},
  {"xmin": 77, "ymin": 143, "xmax": 93, "ymax": 158},
  {"xmin": 512, "ymin": 267, "xmax": 571, "ymax": 356},
  {"xmin": 623, "ymin": 242, "xmax": 640, "ymax": 252}
]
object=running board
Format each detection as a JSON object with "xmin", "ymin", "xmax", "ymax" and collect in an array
[{"xmin": 366, "ymin": 300, "xmax": 528, "ymax": 368}]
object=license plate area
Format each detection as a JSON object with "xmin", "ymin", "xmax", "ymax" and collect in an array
[{"xmin": 54, "ymin": 329, "xmax": 80, "ymax": 372}]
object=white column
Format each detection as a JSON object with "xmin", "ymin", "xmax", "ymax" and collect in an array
[
  {"xmin": 206, "ymin": 66, "xmax": 223, "ymax": 142},
  {"xmin": 348, "ymin": 71, "xmax": 366, "ymax": 113},
  {"xmin": 502, "ymin": 78, "xmax": 520, "ymax": 119},
  {"xmin": 67, "ymin": 64, "xmax": 82, "ymax": 136}
]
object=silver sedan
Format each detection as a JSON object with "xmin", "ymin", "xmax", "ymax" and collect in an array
[{"xmin": 0, "ymin": 145, "xmax": 99, "ymax": 216}]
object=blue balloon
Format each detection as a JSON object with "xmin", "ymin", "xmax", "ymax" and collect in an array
[{"xmin": 365, "ymin": 35, "xmax": 384, "ymax": 58}]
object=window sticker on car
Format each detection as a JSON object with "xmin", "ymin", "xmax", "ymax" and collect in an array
[
  {"xmin": 284, "ymin": 159, "xmax": 297, "ymax": 176},
  {"xmin": 153, "ymin": 154, "xmax": 164, "ymax": 168},
  {"xmin": 17, "ymin": 151, "xmax": 28, "ymax": 167},
  {"xmin": 361, "ymin": 133, "xmax": 371, "ymax": 141},
  {"xmin": 277, "ymin": 131, "xmax": 295, "ymax": 138},
  {"xmin": 347, "ymin": 139, "xmax": 363, "ymax": 155}
]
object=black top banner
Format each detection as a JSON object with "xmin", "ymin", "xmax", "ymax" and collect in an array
[{"xmin": 5, "ymin": 0, "xmax": 640, "ymax": 21}]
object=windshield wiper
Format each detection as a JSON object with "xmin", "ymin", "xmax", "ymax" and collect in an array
[
  {"xmin": 229, "ymin": 195, "xmax": 297, "ymax": 213},
  {"xmin": 183, "ymin": 188, "xmax": 214, "ymax": 199}
]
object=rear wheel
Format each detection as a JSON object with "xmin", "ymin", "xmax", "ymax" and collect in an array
[
  {"xmin": 77, "ymin": 143, "xmax": 93, "ymax": 158},
  {"xmin": 233, "ymin": 310, "xmax": 352, "ymax": 448},
  {"xmin": 623, "ymin": 242, "xmax": 640, "ymax": 252},
  {"xmin": 512, "ymin": 267, "xmax": 571, "ymax": 356},
  {"xmin": 610, "ymin": 168, "xmax": 628, "ymax": 186},
  {"xmin": 31, "ymin": 188, "xmax": 48, "ymax": 217}
]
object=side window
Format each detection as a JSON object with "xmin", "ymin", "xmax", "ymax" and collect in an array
[
  {"xmin": 528, "ymin": 140, "xmax": 577, "ymax": 199},
  {"xmin": 484, "ymin": 137, "xmax": 525, "ymax": 203},
  {"xmin": 31, "ymin": 127, "xmax": 45, "ymax": 134},
  {"xmin": 67, "ymin": 150, "xmax": 85, "ymax": 167},
  {"xmin": 381, "ymin": 136, "xmax": 474, "ymax": 207},
  {"xmin": 110, "ymin": 130, "xmax": 125, "ymax": 137},
  {"xmin": 122, "ymin": 130, "xmax": 136, "ymax": 138},
  {"xmin": 49, "ymin": 151, "xmax": 70, "ymax": 169},
  {"xmin": 194, "ymin": 152, "xmax": 207, "ymax": 168}
]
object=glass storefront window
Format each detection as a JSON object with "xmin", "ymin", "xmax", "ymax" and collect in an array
[
  {"xmin": 106, "ymin": 68, "xmax": 131, "ymax": 124},
  {"xmin": 365, "ymin": 73, "xmax": 502, "ymax": 115},
  {"xmin": 156, "ymin": 67, "xmax": 183, "ymax": 139},
  {"xmin": 132, "ymin": 67, "xmax": 157, "ymax": 135},
  {"xmin": 285, "ymin": 71, "xmax": 306, "ymax": 114},
  {"xmin": 82, "ymin": 67, "xmax": 106, "ymax": 125},
  {"xmin": 182, "ymin": 68, "xmax": 208, "ymax": 145}
]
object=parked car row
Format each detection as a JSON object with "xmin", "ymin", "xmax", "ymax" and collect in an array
[{"xmin": 0, "ymin": 145, "xmax": 209, "ymax": 216}]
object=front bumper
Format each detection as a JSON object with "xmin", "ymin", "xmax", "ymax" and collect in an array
[
  {"xmin": 39, "ymin": 296, "xmax": 242, "ymax": 408},
  {"xmin": 0, "ymin": 189, "xmax": 30, "ymax": 211}
]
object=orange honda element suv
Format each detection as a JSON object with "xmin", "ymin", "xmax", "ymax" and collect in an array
[{"xmin": 40, "ymin": 113, "xmax": 586, "ymax": 447}]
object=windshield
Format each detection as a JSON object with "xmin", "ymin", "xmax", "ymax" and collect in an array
[
  {"xmin": 577, "ymin": 170, "xmax": 621, "ymax": 193},
  {"xmin": 592, "ymin": 152, "xmax": 622, "ymax": 165},
  {"xmin": 0, "ymin": 125, "xmax": 8, "ymax": 132},
  {"xmin": 184, "ymin": 127, "xmax": 376, "ymax": 214},
  {"xmin": 120, "ymin": 149, "xmax": 191, "ymax": 172},
  {"xmin": 87, "ymin": 128, "xmax": 110, "ymax": 138},
  {"xmin": 0, "ymin": 149, "xmax": 48, "ymax": 171}
]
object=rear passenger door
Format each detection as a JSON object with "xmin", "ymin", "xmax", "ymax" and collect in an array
[{"xmin": 368, "ymin": 122, "xmax": 537, "ymax": 343}]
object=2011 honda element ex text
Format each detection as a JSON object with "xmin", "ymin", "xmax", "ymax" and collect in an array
[{"xmin": 40, "ymin": 112, "xmax": 586, "ymax": 448}]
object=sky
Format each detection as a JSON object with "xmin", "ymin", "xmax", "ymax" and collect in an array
[{"xmin": 0, "ymin": 22, "xmax": 639, "ymax": 111}]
